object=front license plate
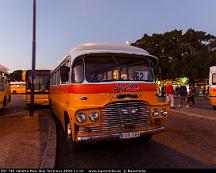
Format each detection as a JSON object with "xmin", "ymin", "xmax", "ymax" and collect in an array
[{"xmin": 120, "ymin": 132, "xmax": 140, "ymax": 139}]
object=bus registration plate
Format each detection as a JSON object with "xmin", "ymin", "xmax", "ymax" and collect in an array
[{"xmin": 120, "ymin": 132, "xmax": 140, "ymax": 139}]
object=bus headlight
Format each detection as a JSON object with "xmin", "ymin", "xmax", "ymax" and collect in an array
[
  {"xmin": 152, "ymin": 108, "xmax": 159, "ymax": 117},
  {"xmin": 89, "ymin": 112, "xmax": 100, "ymax": 122},
  {"xmin": 161, "ymin": 108, "xmax": 168, "ymax": 117},
  {"xmin": 76, "ymin": 113, "xmax": 87, "ymax": 123}
]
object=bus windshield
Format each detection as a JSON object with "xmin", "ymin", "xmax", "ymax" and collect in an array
[
  {"xmin": 26, "ymin": 70, "xmax": 50, "ymax": 92},
  {"xmin": 85, "ymin": 55, "xmax": 154, "ymax": 83},
  {"xmin": 34, "ymin": 73, "xmax": 50, "ymax": 91}
]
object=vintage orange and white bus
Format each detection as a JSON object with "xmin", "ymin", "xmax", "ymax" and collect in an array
[
  {"xmin": 9, "ymin": 81, "xmax": 26, "ymax": 94},
  {"xmin": 209, "ymin": 66, "xmax": 216, "ymax": 110},
  {"xmin": 0, "ymin": 64, "xmax": 11, "ymax": 109},
  {"xmin": 49, "ymin": 42, "xmax": 169, "ymax": 151},
  {"xmin": 25, "ymin": 69, "xmax": 50, "ymax": 106}
]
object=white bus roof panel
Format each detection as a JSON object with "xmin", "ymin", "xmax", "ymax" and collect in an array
[
  {"xmin": 53, "ymin": 42, "xmax": 158, "ymax": 72},
  {"xmin": 69, "ymin": 42, "xmax": 157, "ymax": 60},
  {"xmin": 209, "ymin": 66, "xmax": 216, "ymax": 85},
  {"xmin": 0, "ymin": 64, "xmax": 9, "ymax": 74},
  {"xmin": 9, "ymin": 81, "xmax": 26, "ymax": 85},
  {"xmin": 210, "ymin": 66, "xmax": 216, "ymax": 71}
]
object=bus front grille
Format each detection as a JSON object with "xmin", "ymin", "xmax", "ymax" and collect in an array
[{"xmin": 77, "ymin": 101, "xmax": 150, "ymax": 136}]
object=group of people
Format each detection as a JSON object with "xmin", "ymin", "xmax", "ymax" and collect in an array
[{"xmin": 165, "ymin": 81, "xmax": 195, "ymax": 109}]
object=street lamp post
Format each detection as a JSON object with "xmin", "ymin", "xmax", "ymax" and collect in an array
[
  {"xmin": 159, "ymin": 66, "xmax": 162, "ymax": 80},
  {"xmin": 30, "ymin": 0, "xmax": 36, "ymax": 112}
]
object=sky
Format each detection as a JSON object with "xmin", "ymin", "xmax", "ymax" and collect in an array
[{"xmin": 0, "ymin": 0, "xmax": 216, "ymax": 72}]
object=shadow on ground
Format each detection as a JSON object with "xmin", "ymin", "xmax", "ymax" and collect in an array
[{"xmin": 54, "ymin": 117, "xmax": 211, "ymax": 169}]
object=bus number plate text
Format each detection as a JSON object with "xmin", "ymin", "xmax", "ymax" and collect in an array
[{"xmin": 120, "ymin": 132, "xmax": 140, "ymax": 139}]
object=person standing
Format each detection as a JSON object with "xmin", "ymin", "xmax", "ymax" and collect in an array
[
  {"xmin": 175, "ymin": 85, "xmax": 179, "ymax": 96},
  {"xmin": 165, "ymin": 81, "xmax": 175, "ymax": 108},
  {"xmin": 187, "ymin": 85, "xmax": 195, "ymax": 108},
  {"xmin": 161, "ymin": 84, "xmax": 165, "ymax": 97},
  {"xmin": 179, "ymin": 84, "xmax": 188, "ymax": 108}
]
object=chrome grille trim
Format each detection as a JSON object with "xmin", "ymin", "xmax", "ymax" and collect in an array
[{"xmin": 77, "ymin": 101, "xmax": 150, "ymax": 136}]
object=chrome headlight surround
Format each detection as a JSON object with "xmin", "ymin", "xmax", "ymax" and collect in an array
[
  {"xmin": 152, "ymin": 108, "xmax": 159, "ymax": 117},
  {"xmin": 89, "ymin": 112, "xmax": 100, "ymax": 122},
  {"xmin": 161, "ymin": 108, "xmax": 168, "ymax": 117},
  {"xmin": 76, "ymin": 113, "xmax": 87, "ymax": 123}
]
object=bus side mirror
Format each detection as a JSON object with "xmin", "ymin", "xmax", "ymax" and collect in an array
[{"xmin": 60, "ymin": 66, "xmax": 69, "ymax": 82}]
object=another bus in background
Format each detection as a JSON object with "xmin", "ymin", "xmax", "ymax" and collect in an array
[
  {"xmin": 209, "ymin": 66, "xmax": 216, "ymax": 110},
  {"xmin": 49, "ymin": 42, "xmax": 169, "ymax": 152},
  {"xmin": 25, "ymin": 69, "xmax": 50, "ymax": 106},
  {"xmin": 0, "ymin": 64, "xmax": 11, "ymax": 109},
  {"xmin": 9, "ymin": 81, "xmax": 26, "ymax": 94}
]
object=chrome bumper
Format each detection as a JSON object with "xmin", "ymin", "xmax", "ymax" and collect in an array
[{"xmin": 76, "ymin": 126, "xmax": 165, "ymax": 143}]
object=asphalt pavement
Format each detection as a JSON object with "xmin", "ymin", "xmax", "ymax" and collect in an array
[
  {"xmin": 0, "ymin": 96, "xmax": 56, "ymax": 168},
  {"xmin": 158, "ymin": 96, "xmax": 216, "ymax": 121},
  {"xmin": 0, "ymin": 95, "xmax": 215, "ymax": 169}
]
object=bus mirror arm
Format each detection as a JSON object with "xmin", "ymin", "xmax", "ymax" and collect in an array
[{"xmin": 60, "ymin": 66, "xmax": 69, "ymax": 82}]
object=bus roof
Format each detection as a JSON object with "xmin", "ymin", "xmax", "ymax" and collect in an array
[
  {"xmin": 70, "ymin": 42, "xmax": 150, "ymax": 55},
  {"xmin": 54, "ymin": 42, "xmax": 158, "ymax": 71},
  {"xmin": 0, "ymin": 64, "xmax": 9, "ymax": 74},
  {"xmin": 210, "ymin": 66, "xmax": 216, "ymax": 71},
  {"xmin": 9, "ymin": 81, "xmax": 26, "ymax": 85},
  {"xmin": 25, "ymin": 68, "xmax": 51, "ymax": 71},
  {"xmin": 209, "ymin": 66, "xmax": 216, "ymax": 85}
]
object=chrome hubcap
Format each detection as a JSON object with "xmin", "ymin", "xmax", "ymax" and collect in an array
[{"xmin": 67, "ymin": 123, "xmax": 72, "ymax": 137}]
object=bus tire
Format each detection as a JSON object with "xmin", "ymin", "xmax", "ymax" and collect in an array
[
  {"xmin": 64, "ymin": 114, "xmax": 80, "ymax": 153},
  {"xmin": 9, "ymin": 94, "xmax": 11, "ymax": 102},
  {"xmin": 213, "ymin": 106, "xmax": 216, "ymax": 111},
  {"xmin": 49, "ymin": 100, "xmax": 55, "ymax": 116},
  {"xmin": 3, "ymin": 97, "xmax": 6, "ymax": 106}
]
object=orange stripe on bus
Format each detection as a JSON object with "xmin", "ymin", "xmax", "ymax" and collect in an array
[
  {"xmin": 213, "ymin": 89, "xmax": 216, "ymax": 92},
  {"xmin": 50, "ymin": 83, "xmax": 157, "ymax": 94}
]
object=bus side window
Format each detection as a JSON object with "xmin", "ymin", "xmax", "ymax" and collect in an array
[
  {"xmin": 213, "ymin": 73, "xmax": 216, "ymax": 85},
  {"xmin": 71, "ymin": 60, "xmax": 84, "ymax": 83},
  {"xmin": 60, "ymin": 59, "xmax": 71, "ymax": 84},
  {"xmin": 60, "ymin": 66, "xmax": 69, "ymax": 84}
]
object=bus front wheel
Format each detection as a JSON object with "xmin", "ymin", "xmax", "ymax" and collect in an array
[
  {"xmin": 49, "ymin": 100, "xmax": 55, "ymax": 116},
  {"xmin": 213, "ymin": 106, "xmax": 216, "ymax": 111},
  {"xmin": 65, "ymin": 122, "xmax": 72, "ymax": 143},
  {"xmin": 64, "ymin": 117, "xmax": 80, "ymax": 153},
  {"xmin": 9, "ymin": 94, "xmax": 11, "ymax": 102},
  {"xmin": 3, "ymin": 97, "xmax": 6, "ymax": 106}
]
